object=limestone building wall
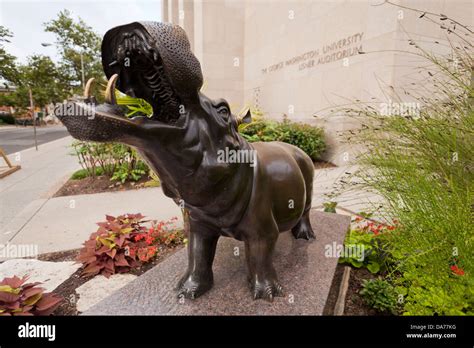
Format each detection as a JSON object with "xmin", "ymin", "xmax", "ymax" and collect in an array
[{"xmin": 161, "ymin": 0, "xmax": 472, "ymax": 165}]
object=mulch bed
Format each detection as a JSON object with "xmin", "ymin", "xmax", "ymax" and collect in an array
[
  {"xmin": 324, "ymin": 264, "xmax": 390, "ymax": 315},
  {"xmin": 36, "ymin": 246, "xmax": 184, "ymax": 316},
  {"xmin": 53, "ymin": 175, "xmax": 154, "ymax": 197}
]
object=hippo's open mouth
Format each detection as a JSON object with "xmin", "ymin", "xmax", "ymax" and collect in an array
[{"xmin": 57, "ymin": 21, "xmax": 202, "ymax": 142}]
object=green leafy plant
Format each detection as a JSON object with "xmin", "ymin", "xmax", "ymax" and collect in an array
[
  {"xmin": 277, "ymin": 121, "xmax": 326, "ymax": 161},
  {"xmin": 0, "ymin": 275, "xmax": 62, "ymax": 316},
  {"xmin": 0, "ymin": 113, "xmax": 15, "ymax": 125},
  {"xmin": 340, "ymin": 15, "xmax": 473, "ymax": 315},
  {"xmin": 111, "ymin": 161, "xmax": 147, "ymax": 183},
  {"xmin": 70, "ymin": 141, "xmax": 150, "ymax": 183},
  {"xmin": 77, "ymin": 214, "xmax": 184, "ymax": 278},
  {"xmin": 339, "ymin": 218, "xmax": 396, "ymax": 274},
  {"xmin": 239, "ymin": 117, "xmax": 326, "ymax": 161},
  {"xmin": 116, "ymin": 94, "xmax": 153, "ymax": 117},
  {"xmin": 71, "ymin": 167, "xmax": 104, "ymax": 180},
  {"xmin": 323, "ymin": 201, "xmax": 337, "ymax": 213},
  {"xmin": 360, "ymin": 278, "xmax": 398, "ymax": 314}
]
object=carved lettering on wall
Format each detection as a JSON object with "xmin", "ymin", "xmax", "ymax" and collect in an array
[{"xmin": 261, "ymin": 32, "xmax": 364, "ymax": 75}]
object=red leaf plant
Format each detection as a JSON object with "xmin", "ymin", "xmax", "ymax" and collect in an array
[
  {"xmin": 77, "ymin": 214, "xmax": 184, "ymax": 278},
  {"xmin": 0, "ymin": 275, "xmax": 62, "ymax": 316}
]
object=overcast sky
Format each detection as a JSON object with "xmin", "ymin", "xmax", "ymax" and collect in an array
[{"xmin": 0, "ymin": 0, "xmax": 162, "ymax": 63}]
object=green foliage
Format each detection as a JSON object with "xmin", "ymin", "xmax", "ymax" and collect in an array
[
  {"xmin": 323, "ymin": 201, "xmax": 337, "ymax": 213},
  {"xmin": 44, "ymin": 9, "xmax": 104, "ymax": 96},
  {"xmin": 70, "ymin": 167, "xmax": 104, "ymax": 180},
  {"xmin": 70, "ymin": 141, "xmax": 150, "ymax": 183},
  {"xmin": 343, "ymin": 26, "xmax": 473, "ymax": 315},
  {"xmin": 360, "ymin": 278, "xmax": 398, "ymax": 314},
  {"xmin": 117, "ymin": 94, "xmax": 153, "ymax": 117},
  {"xmin": 0, "ymin": 54, "xmax": 67, "ymax": 113},
  {"xmin": 0, "ymin": 275, "xmax": 62, "ymax": 316},
  {"xmin": 0, "ymin": 113, "xmax": 15, "ymax": 125},
  {"xmin": 395, "ymin": 263, "xmax": 473, "ymax": 315},
  {"xmin": 239, "ymin": 118, "xmax": 326, "ymax": 161},
  {"xmin": 339, "ymin": 219, "xmax": 395, "ymax": 274},
  {"xmin": 278, "ymin": 121, "xmax": 326, "ymax": 161},
  {"xmin": 111, "ymin": 161, "xmax": 147, "ymax": 184},
  {"xmin": 0, "ymin": 25, "xmax": 18, "ymax": 84}
]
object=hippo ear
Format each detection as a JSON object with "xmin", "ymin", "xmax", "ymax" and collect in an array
[{"xmin": 238, "ymin": 107, "xmax": 252, "ymax": 125}]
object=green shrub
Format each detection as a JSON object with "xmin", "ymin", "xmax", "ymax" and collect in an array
[
  {"xmin": 360, "ymin": 278, "xmax": 398, "ymax": 314},
  {"xmin": 339, "ymin": 218, "xmax": 396, "ymax": 274},
  {"xmin": 70, "ymin": 141, "xmax": 150, "ymax": 183},
  {"xmin": 239, "ymin": 118, "xmax": 326, "ymax": 161},
  {"xmin": 111, "ymin": 161, "xmax": 147, "ymax": 183},
  {"xmin": 71, "ymin": 167, "xmax": 104, "ymax": 180},
  {"xmin": 0, "ymin": 113, "xmax": 15, "ymax": 125},
  {"xmin": 342, "ymin": 19, "xmax": 473, "ymax": 315},
  {"xmin": 277, "ymin": 121, "xmax": 326, "ymax": 161}
]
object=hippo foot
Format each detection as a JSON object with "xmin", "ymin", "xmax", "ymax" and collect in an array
[
  {"xmin": 291, "ymin": 216, "xmax": 315, "ymax": 240},
  {"xmin": 249, "ymin": 276, "xmax": 284, "ymax": 302},
  {"xmin": 176, "ymin": 273, "xmax": 213, "ymax": 300}
]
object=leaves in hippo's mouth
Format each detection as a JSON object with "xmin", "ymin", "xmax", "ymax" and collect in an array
[{"xmin": 113, "ymin": 43, "xmax": 182, "ymax": 124}]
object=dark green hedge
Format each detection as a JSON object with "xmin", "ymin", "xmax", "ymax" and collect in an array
[
  {"xmin": 239, "ymin": 119, "xmax": 326, "ymax": 161},
  {"xmin": 0, "ymin": 113, "xmax": 15, "ymax": 124}
]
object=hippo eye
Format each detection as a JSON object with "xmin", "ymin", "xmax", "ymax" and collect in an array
[{"xmin": 217, "ymin": 105, "xmax": 229, "ymax": 116}]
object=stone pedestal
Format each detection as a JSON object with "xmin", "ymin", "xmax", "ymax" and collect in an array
[{"xmin": 84, "ymin": 210, "xmax": 350, "ymax": 315}]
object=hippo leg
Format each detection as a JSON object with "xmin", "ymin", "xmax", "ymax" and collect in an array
[
  {"xmin": 177, "ymin": 222, "xmax": 219, "ymax": 299},
  {"xmin": 291, "ymin": 162, "xmax": 315, "ymax": 240},
  {"xmin": 245, "ymin": 222, "xmax": 284, "ymax": 301},
  {"xmin": 291, "ymin": 208, "xmax": 315, "ymax": 240}
]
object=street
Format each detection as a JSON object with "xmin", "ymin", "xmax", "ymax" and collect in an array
[{"xmin": 0, "ymin": 126, "xmax": 70, "ymax": 154}]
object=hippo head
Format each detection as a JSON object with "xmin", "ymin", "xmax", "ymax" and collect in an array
[{"xmin": 55, "ymin": 21, "xmax": 250, "ymax": 148}]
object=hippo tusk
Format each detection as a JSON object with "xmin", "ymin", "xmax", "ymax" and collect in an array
[
  {"xmin": 105, "ymin": 74, "xmax": 119, "ymax": 104},
  {"xmin": 83, "ymin": 78, "xmax": 95, "ymax": 99}
]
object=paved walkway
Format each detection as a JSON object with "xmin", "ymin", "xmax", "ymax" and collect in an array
[
  {"xmin": 1, "ymin": 188, "xmax": 182, "ymax": 256},
  {"xmin": 0, "ymin": 136, "xmax": 80, "ymax": 235},
  {"xmin": 312, "ymin": 164, "xmax": 384, "ymax": 215}
]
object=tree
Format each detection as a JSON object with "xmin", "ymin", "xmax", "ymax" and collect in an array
[
  {"xmin": 44, "ymin": 10, "xmax": 104, "ymax": 95},
  {"xmin": 0, "ymin": 25, "xmax": 19, "ymax": 84},
  {"xmin": 0, "ymin": 55, "xmax": 66, "ymax": 114}
]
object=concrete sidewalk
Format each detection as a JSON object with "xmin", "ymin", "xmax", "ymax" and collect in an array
[
  {"xmin": 312, "ymin": 164, "xmax": 384, "ymax": 216},
  {"xmin": 1, "ymin": 187, "xmax": 182, "ymax": 256},
  {"xmin": 0, "ymin": 136, "xmax": 80, "ymax": 233}
]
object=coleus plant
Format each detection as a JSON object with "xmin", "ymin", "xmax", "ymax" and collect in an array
[
  {"xmin": 77, "ymin": 214, "xmax": 184, "ymax": 278},
  {"xmin": 0, "ymin": 275, "xmax": 62, "ymax": 316}
]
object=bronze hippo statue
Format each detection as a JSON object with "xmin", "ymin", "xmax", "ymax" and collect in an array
[{"xmin": 56, "ymin": 21, "xmax": 315, "ymax": 301}]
